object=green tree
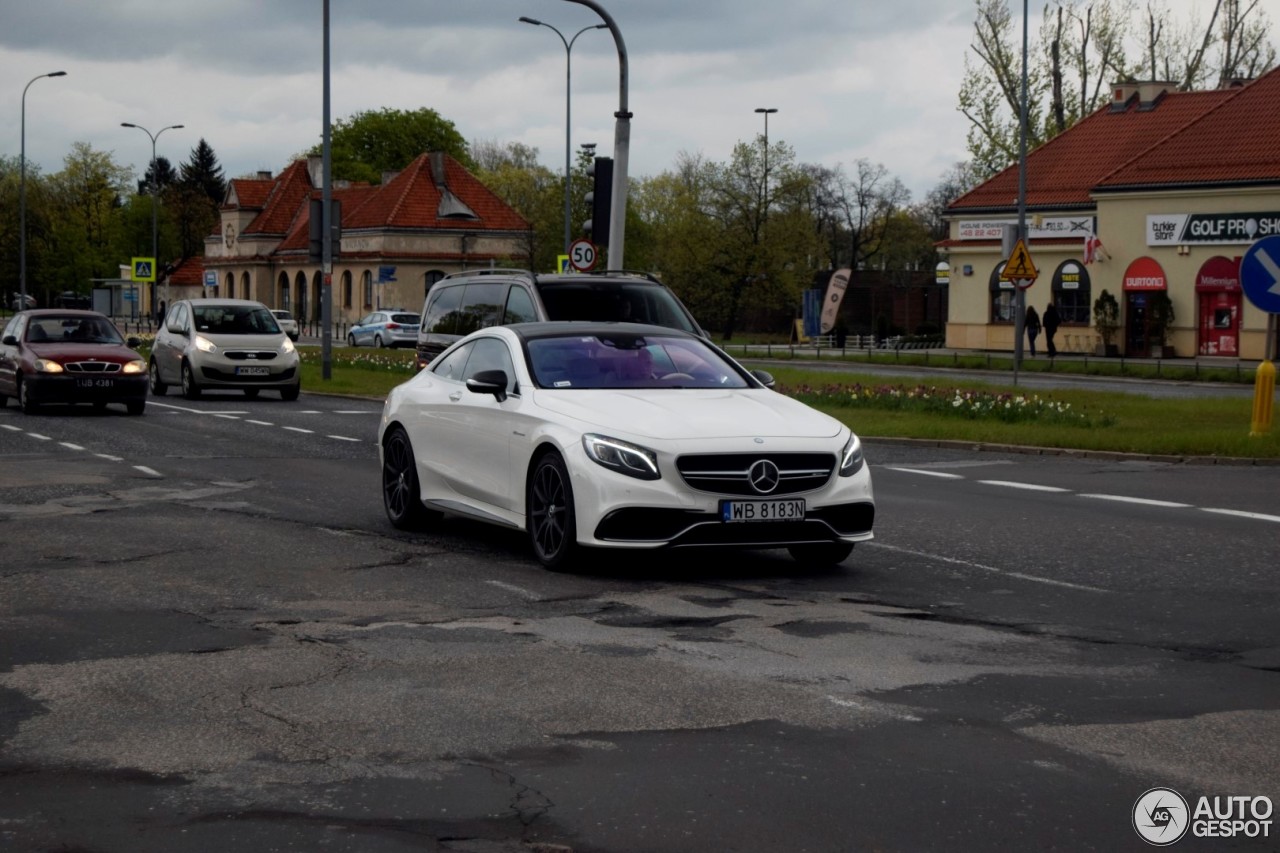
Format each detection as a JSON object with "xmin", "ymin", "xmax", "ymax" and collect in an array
[
  {"xmin": 310, "ymin": 107, "xmax": 474, "ymax": 184},
  {"xmin": 180, "ymin": 138, "xmax": 227, "ymax": 205},
  {"xmin": 47, "ymin": 142, "xmax": 134, "ymax": 288},
  {"xmin": 476, "ymin": 158, "xmax": 561, "ymax": 273},
  {"xmin": 169, "ymin": 139, "xmax": 227, "ymax": 259}
]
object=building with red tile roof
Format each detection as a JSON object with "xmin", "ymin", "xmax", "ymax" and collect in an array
[
  {"xmin": 943, "ymin": 68, "xmax": 1280, "ymax": 360},
  {"xmin": 202, "ymin": 152, "xmax": 531, "ymax": 327}
]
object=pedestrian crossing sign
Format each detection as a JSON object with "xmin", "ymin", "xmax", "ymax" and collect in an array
[
  {"xmin": 1000, "ymin": 239, "xmax": 1038, "ymax": 284},
  {"xmin": 132, "ymin": 257, "xmax": 156, "ymax": 283}
]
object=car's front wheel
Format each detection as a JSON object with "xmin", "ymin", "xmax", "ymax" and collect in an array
[
  {"xmin": 787, "ymin": 542, "xmax": 855, "ymax": 566},
  {"xmin": 381, "ymin": 426, "xmax": 437, "ymax": 529},
  {"xmin": 148, "ymin": 359, "xmax": 167, "ymax": 396},
  {"xmin": 181, "ymin": 362, "xmax": 201, "ymax": 399},
  {"xmin": 17, "ymin": 376, "xmax": 38, "ymax": 414},
  {"xmin": 280, "ymin": 382, "xmax": 300, "ymax": 401},
  {"xmin": 527, "ymin": 452, "xmax": 580, "ymax": 571}
]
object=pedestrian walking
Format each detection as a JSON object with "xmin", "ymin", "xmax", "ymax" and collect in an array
[
  {"xmin": 1025, "ymin": 305, "xmax": 1041, "ymax": 357},
  {"xmin": 1043, "ymin": 302, "xmax": 1061, "ymax": 359}
]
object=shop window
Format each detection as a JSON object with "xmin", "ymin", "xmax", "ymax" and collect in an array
[{"xmin": 1051, "ymin": 260, "xmax": 1091, "ymax": 324}]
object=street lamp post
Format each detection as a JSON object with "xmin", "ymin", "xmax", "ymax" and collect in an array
[
  {"xmin": 755, "ymin": 107, "xmax": 778, "ymax": 212},
  {"xmin": 19, "ymin": 70, "xmax": 67, "ymax": 309},
  {"xmin": 121, "ymin": 121, "xmax": 183, "ymax": 321},
  {"xmin": 519, "ymin": 16, "xmax": 606, "ymax": 256}
]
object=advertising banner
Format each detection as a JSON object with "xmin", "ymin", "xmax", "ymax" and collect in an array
[
  {"xmin": 819, "ymin": 268, "xmax": 851, "ymax": 333},
  {"xmin": 1147, "ymin": 212, "xmax": 1280, "ymax": 246}
]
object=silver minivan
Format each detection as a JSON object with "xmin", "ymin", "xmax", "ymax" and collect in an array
[{"xmin": 150, "ymin": 299, "xmax": 301, "ymax": 400}]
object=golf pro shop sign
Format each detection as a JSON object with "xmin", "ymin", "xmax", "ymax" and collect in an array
[{"xmin": 1147, "ymin": 211, "xmax": 1280, "ymax": 246}]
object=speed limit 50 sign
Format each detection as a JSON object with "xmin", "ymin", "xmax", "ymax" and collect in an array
[{"xmin": 568, "ymin": 238, "xmax": 597, "ymax": 272}]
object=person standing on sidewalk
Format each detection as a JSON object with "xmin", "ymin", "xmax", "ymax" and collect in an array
[
  {"xmin": 1025, "ymin": 305, "xmax": 1041, "ymax": 357},
  {"xmin": 1043, "ymin": 301, "xmax": 1061, "ymax": 359}
]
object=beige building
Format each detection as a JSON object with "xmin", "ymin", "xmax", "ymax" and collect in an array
[
  {"xmin": 201, "ymin": 152, "xmax": 531, "ymax": 326},
  {"xmin": 942, "ymin": 69, "xmax": 1280, "ymax": 360}
]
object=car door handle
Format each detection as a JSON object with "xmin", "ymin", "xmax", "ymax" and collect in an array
[{"xmin": 449, "ymin": 391, "xmax": 463, "ymax": 402}]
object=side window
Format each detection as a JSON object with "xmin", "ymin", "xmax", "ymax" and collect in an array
[
  {"xmin": 463, "ymin": 337, "xmax": 518, "ymax": 394},
  {"xmin": 503, "ymin": 285, "xmax": 538, "ymax": 325},
  {"xmin": 173, "ymin": 304, "xmax": 190, "ymax": 333},
  {"xmin": 457, "ymin": 283, "xmax": 508, "ymax": 335},
  {"xmin": 2, "ymin": 315, "xmax": 19, "ymax": 340},
  {"xmin": 423, "ymin": 284, "xmax": 464, "ymax": 334},
  {"xmin": 431, "ymin": 342, "xmax": 472, "ymax": 382}
]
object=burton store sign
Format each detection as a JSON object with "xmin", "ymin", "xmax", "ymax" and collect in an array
[{"xmin": 1147, "ymin": 211, "xmax": 1280, "ymax": 246}]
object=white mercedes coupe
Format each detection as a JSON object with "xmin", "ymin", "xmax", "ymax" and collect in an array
[{"xmin": 379, "ymin": 323, "xmax": 875, "ymax": 570}]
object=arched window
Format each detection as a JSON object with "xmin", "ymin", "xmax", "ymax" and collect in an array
[
  {"xmin": 1050, "ymin": 260, "xmax": 1091, "ymax": 325},
  {"xmin": 241, "ymin": 272, "xmax": 251, "ymax": 302},
  {"xmin": 225, "ymin": 272, "xmax": 235, "ymax": 299},
  {"xmin": 294, "ymin": 271, "xmax": 307, "ymax": 319},
  {"xmin": 341, "ymin": 271, "xmax": 353, "ymax": 309},
  {"xmin": 278, "ymin": 272, "xmax": 291, "ymax": 311},
  {"xmin": 362, "ymin": 270, "xmax": 373, "ymax": 309},
  {"xmin": 311, "ymin": 271, "xmax": 323, "ymax": 324},
  {"xmin": 989, "ymin": 261, "xmax": 1015, "ymax": 324}
]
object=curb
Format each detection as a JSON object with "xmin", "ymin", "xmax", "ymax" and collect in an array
[{"xmin": 864, "ymin": 436, "xmax": 1280, "ymax": 466}]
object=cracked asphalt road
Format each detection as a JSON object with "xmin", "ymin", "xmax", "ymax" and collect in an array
[{"xmin": 1, "ymin": 397, "xmax": 1277, "ymax": 851}]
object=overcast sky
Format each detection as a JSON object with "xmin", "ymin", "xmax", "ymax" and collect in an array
[{"xmin": 2, "ymin": 0, "xmax": 1276, "ymax": 202}]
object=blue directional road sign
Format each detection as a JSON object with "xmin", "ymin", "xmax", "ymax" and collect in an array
[{"xmin": 1240, "ymin": 235, "xmax": 1280, "ymax": 314}]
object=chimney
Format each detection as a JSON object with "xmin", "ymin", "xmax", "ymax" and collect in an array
[
  {"xmin": 256, "ymin": 170, "xmax": 273, "ymax": 180},
  {"xmin": 1111, "ymin": 80, "xmax": 1173, "ymax": 112},
  {"xmin": 307, "ymin": 155, "xmax": 323, "ymax": 187}
]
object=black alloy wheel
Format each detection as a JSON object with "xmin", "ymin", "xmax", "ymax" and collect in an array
[
  {"xmin": 787, "ymin": 542, "xmax": 855, "ymax": 566},
  {"xmin": 382, "ymin": 426, "xmax": 434, "ymax": 529},
  {"xmin": 148, "ymin": 359, "xmax": 167, "ymax": 396},
  {"xmin": 527, "ymin": 452, "xmax": 580, "ymax": 570}
]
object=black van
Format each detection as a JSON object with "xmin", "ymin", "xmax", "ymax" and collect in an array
[{"xmin": 415, "ymin": 269, "xmax": 705, "ymax": 369}]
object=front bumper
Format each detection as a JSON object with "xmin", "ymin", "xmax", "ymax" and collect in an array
[{"xmin": 25, "ymin": 373, "xmax": 149, "ymax": 405}]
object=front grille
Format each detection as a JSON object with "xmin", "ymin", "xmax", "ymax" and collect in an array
[
  {"xmin": 64, "ymin": 361, "xmax": 122, "ymax": 374},
  {"xmin": 676, "ymin": 452, "xmax": 836, "ymax": 496},
  {"xmin": 593, "ymin": 501, "xmax": 874, "ymax": 545},
  {"xmin": 225, "ymin": 351, "xmax": 280, "ymax": 361},
  {"xmin": 199, "ymin": 366, "xmax": 296, "ymax": 382}
]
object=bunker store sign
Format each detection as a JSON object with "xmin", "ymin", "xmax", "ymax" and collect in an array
[{"xmin": 1147, "ymin": 211, "xmax": 1280, "ymax": 246}]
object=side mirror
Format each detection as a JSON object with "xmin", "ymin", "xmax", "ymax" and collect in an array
[
  {"xmin": 466, "ymin": 369, "xmax": 509, "ymax": 402},
  {"xmin": 1, "ymin": 334, "xmax": 17, "ymax": 346},
  {"xmin": 126, "ymin": 336, "xmax": 142, "ymax": 349},
  {"xmin": 751, "ymin": 369, "xmax": 775, "ymax": 389}
]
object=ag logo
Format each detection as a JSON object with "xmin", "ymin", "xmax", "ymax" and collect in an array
[{"xmin": 1133, "ymin": 787, "xmax": 1190, "ymax": 845}]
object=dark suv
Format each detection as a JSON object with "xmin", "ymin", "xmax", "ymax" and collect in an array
[{"xmin": 415, "ymin": 269, "xmax": 705, "ymax": 368}]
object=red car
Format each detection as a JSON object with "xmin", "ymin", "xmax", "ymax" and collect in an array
[{"xmin": 0, "ymin": 309, "xmax": 149, "ymax": 415}]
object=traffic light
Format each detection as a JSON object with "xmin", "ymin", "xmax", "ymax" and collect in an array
[
  {"xmin": 583, "ymin": 156, "xmax": 613, "ymax": 245},
  {"xmin": 308, "ymin": 198, "xmax": 342, "ymax": 264}
]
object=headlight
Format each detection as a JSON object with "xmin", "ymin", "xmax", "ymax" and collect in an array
[
  {"xmin": 839, "ymin": 432, "xmax": 864, "ymax": 477},
  {"xmin": 582, "ymin": 433, "xmax": 660, "ymax": 480},
  {"xmin": 281, "ymin": 337, "xmax": 296, "ymax": 354},
  {"xmin": 122, "ymin": 360, "xmax": 146, "ymax": 374},
  {"xmin": 33, "ymin": 358, "xmax": 64, "ymax": 374},
  {"xmin": 194, "ymin": 335, "xmax": 217, "ymax": 353}
]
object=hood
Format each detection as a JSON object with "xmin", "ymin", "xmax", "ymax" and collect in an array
[
  {"xmin": 533, "ymin": 388, "xmax": 843, "ymax": 440},
  {"xmin": 25, "ymin": 343, "xmax": 141, "ymax": 364},
  {"xmin": 197, "ymin": 332, "xmax": 288, "ymax": 349}
]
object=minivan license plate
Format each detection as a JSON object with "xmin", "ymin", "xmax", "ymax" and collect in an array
[
  {"xmin": 235, "ymin": 366, "xmax": 270, "ymax": 376},
  {"xmin": 721, "ymin": 498, "xmax": 805, "ymax": 523}
]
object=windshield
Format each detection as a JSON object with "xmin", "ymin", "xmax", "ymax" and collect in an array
[
  {"xmin": 193, "ymin": 305, "xmax": 282, "ymax": 335},
  {"xmin": 537, "ymin": 282, "xmax": 698, "ymax": 333},
  {"xmin": 25, "ymin": 315, "xmax": 125, "ymax": 345},
  {"xmin": 527, "ymin": 332, "xmax": 748, "ymax": 390},
  {"xmin": 272, "ymin": 310, "xmax": 293, "ymax": 321}
]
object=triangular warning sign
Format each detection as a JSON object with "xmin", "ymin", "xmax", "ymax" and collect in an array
[{"xmin": 1001, "ymin": 239, "xmax": 1038, "ymax": 282}]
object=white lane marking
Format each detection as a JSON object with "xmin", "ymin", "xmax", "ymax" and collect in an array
[
  {"xmin": 1078, "ymin": 493, "xmax": 1192, "ymax": 508},
  {"xmin": 133, "ymin": 466, "xmax": 162, "ymax": 477},
  {"xmin": 247, "ymin": 420, "xmax": 274, "ymax": 426},
  {"xmin": 327, "ymin": 435, "xmax": 363, "ymax": 442},
  {"xmin": 95, "ymin": 453, "xmax": 123, "ymax": 462},
  {"xmin": 485, "ymin": 580, "xmax": 542, "ymax": 600},
  {"xmin": 213, "ymin": 414, "xmax": 240, "ymax": 420},
  {"xmin": 1201, "ymin": 507, "xmax": 1280, "ymax": 524},
  {"xmin": 865, "ymin": 541, "xmax": 1110, "ymax": 593},
  {"xmin": 148, "ymin": 401, "xmax": 249, "ymax": 415},
  {"xmin": 883, "ymin": 467, "xmax": 964, "ymax": 479},
  {"xmin": 978, "ymin": 480, "xmax": 1071, "ymax": 492},
  {"xmin": 298, "ymin": 410, "xmax": 322, "ymax": 414},
  {"xmin": 28, "ymin": 433, "xmax": 51, "ymax": 441},
  {"xmin": 283, "ymin": 426, "xmax": 314, "ymax": 434},
  {"xmin": 1, "ymin": 424, "xmax": 21, "ymax": 432},
  {"xmin": 334, "ymin": 410, "xmax": 379, "ymax": 414},
  {"xmin": 59, "ymin": 442, "xmax": 85, "ymax": 451}
]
